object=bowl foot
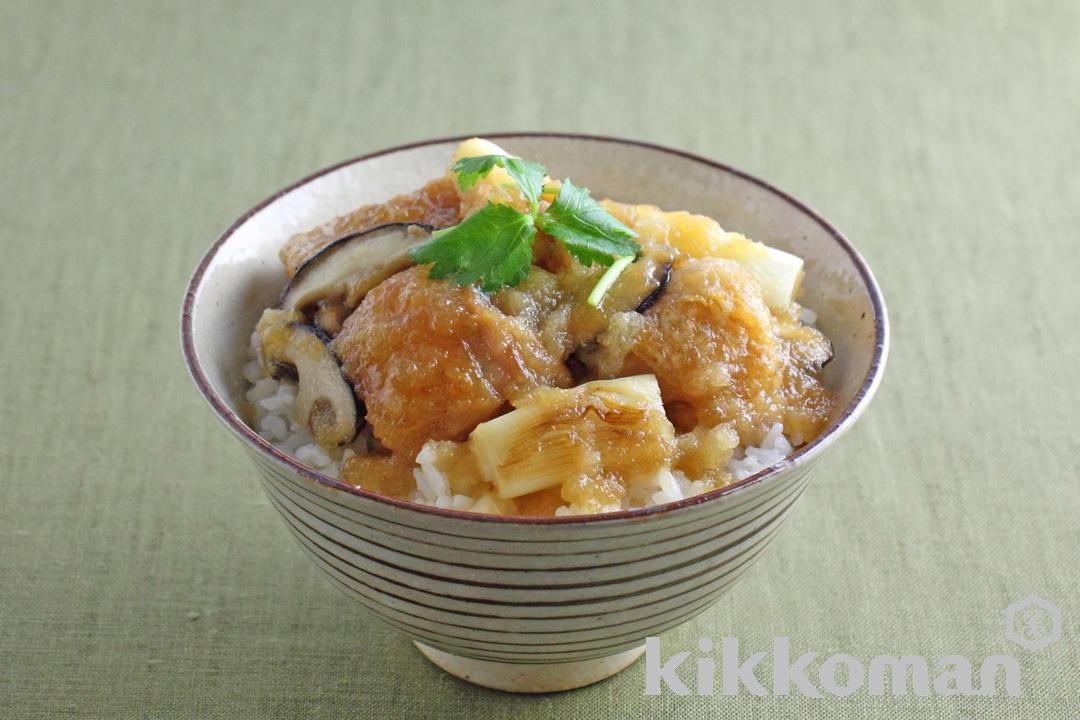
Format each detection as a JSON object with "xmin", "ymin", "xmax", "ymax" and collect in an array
[{"xmin": 414, "ymin": 642, "xmax": 645, "ymax": 693}]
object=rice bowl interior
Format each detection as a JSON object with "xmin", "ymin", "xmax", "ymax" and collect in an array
[
  {"xmin": 232, "ymin": 138, "xmax": 844, "ymax": 517},
  {"xmin": 183, "ymin": 134, "xmax": 887, "ymax": 526}
]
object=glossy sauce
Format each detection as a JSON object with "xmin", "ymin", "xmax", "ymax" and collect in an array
[{"xmin": 299, "ymin": 173, "xmax": 836, "ymax": 512}]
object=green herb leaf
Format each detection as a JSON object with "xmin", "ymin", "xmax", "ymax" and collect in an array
[
  {"xmin": 417, "ymin": 156, "xmax": 639, "ymax": 293},
  {"xmin": 452, "ymin": 155, "xmax": 546, "ymax": 212},
  {"xmin": 409, "ymin": 202, "xmax": 536, "ymax": 292},
  {"xmin": 536, "ymin": 178, "xmax": 640, "ymax": 267},
  {"xmin": 452, "ymin": 155, "xmax": 502, "ymax": 190}
]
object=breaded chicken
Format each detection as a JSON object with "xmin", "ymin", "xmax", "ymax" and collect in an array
[
  {"xmin": 630, "ymin": 256, "xmax": 825, "ymax": 445},
  {"xmin": 331, "ymin": 267, "xmax": 571, "ymax": 456}
]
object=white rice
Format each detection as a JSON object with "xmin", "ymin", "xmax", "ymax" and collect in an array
[{"xmin": 245, "ymin": 331, "xmax": 800, "ymax": 515}]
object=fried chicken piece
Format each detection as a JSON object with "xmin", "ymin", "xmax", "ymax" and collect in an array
[
  {"xmin": 331, "ymin": 267, "xmax": 571, "ymax": 456},
  {"xmin": 632, "ymin": 257, "xmax": 786, "ymax": 443}
]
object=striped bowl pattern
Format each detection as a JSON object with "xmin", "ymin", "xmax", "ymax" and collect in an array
[
  {"xmin": 247, "ymin": 445, "xmax": 816, "ymax": 663},
  {"xmin": 182, "ymin": 134, "xmax": 887, "ymax": 681}
]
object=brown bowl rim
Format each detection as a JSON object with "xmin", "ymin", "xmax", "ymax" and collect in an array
[{"xmin": 180, "ymin": 132, "xmax": 889, "ymax": 525}]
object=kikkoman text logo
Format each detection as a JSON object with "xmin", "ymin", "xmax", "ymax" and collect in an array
[{"xmin": 644, "ymin": 596, "xmax": 1062, "ymax": 698}]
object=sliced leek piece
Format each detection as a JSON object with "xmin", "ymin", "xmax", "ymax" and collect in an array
[
  {"xmin": 469, "ymin": 375, "xmax": 671, "ymax": 499},
  {"xmin": 710, "ymin": 233, "xmax": 804, "ymax": 310},
  {"xmin": 600, "ymin": 201, "xmax": 804, "ymax": 308}
]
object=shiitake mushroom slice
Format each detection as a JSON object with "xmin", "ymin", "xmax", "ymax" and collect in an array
[
  {"xmin": 634, "ymin": 262, "xmax": 672, "ymax": 314},
  {"xmin": 256, "ymin": 309, "xmax": 360, "ymax": 448},
  {"xmin": 280, "ymin": 223, "xmax": 434, "ymax": 315}
]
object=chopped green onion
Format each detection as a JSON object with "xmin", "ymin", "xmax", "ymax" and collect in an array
[{"xmin": 586, "ymin": 255, "xmax": 634, "ymax": 307}]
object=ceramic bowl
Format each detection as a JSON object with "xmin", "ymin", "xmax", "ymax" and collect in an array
[{"xmin": 181, "ymin": 133, "xmax": 888, "ymax": 693}]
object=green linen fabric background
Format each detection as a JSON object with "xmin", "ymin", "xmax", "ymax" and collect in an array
[{"xmin": 2, "ymin": 0, "xmax": 1078, "ymax": 717}]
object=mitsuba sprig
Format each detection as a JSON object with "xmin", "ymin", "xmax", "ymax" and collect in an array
[{"xmin": 409, "ymin": 155, "xmax": 641, "ymax": 293}]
